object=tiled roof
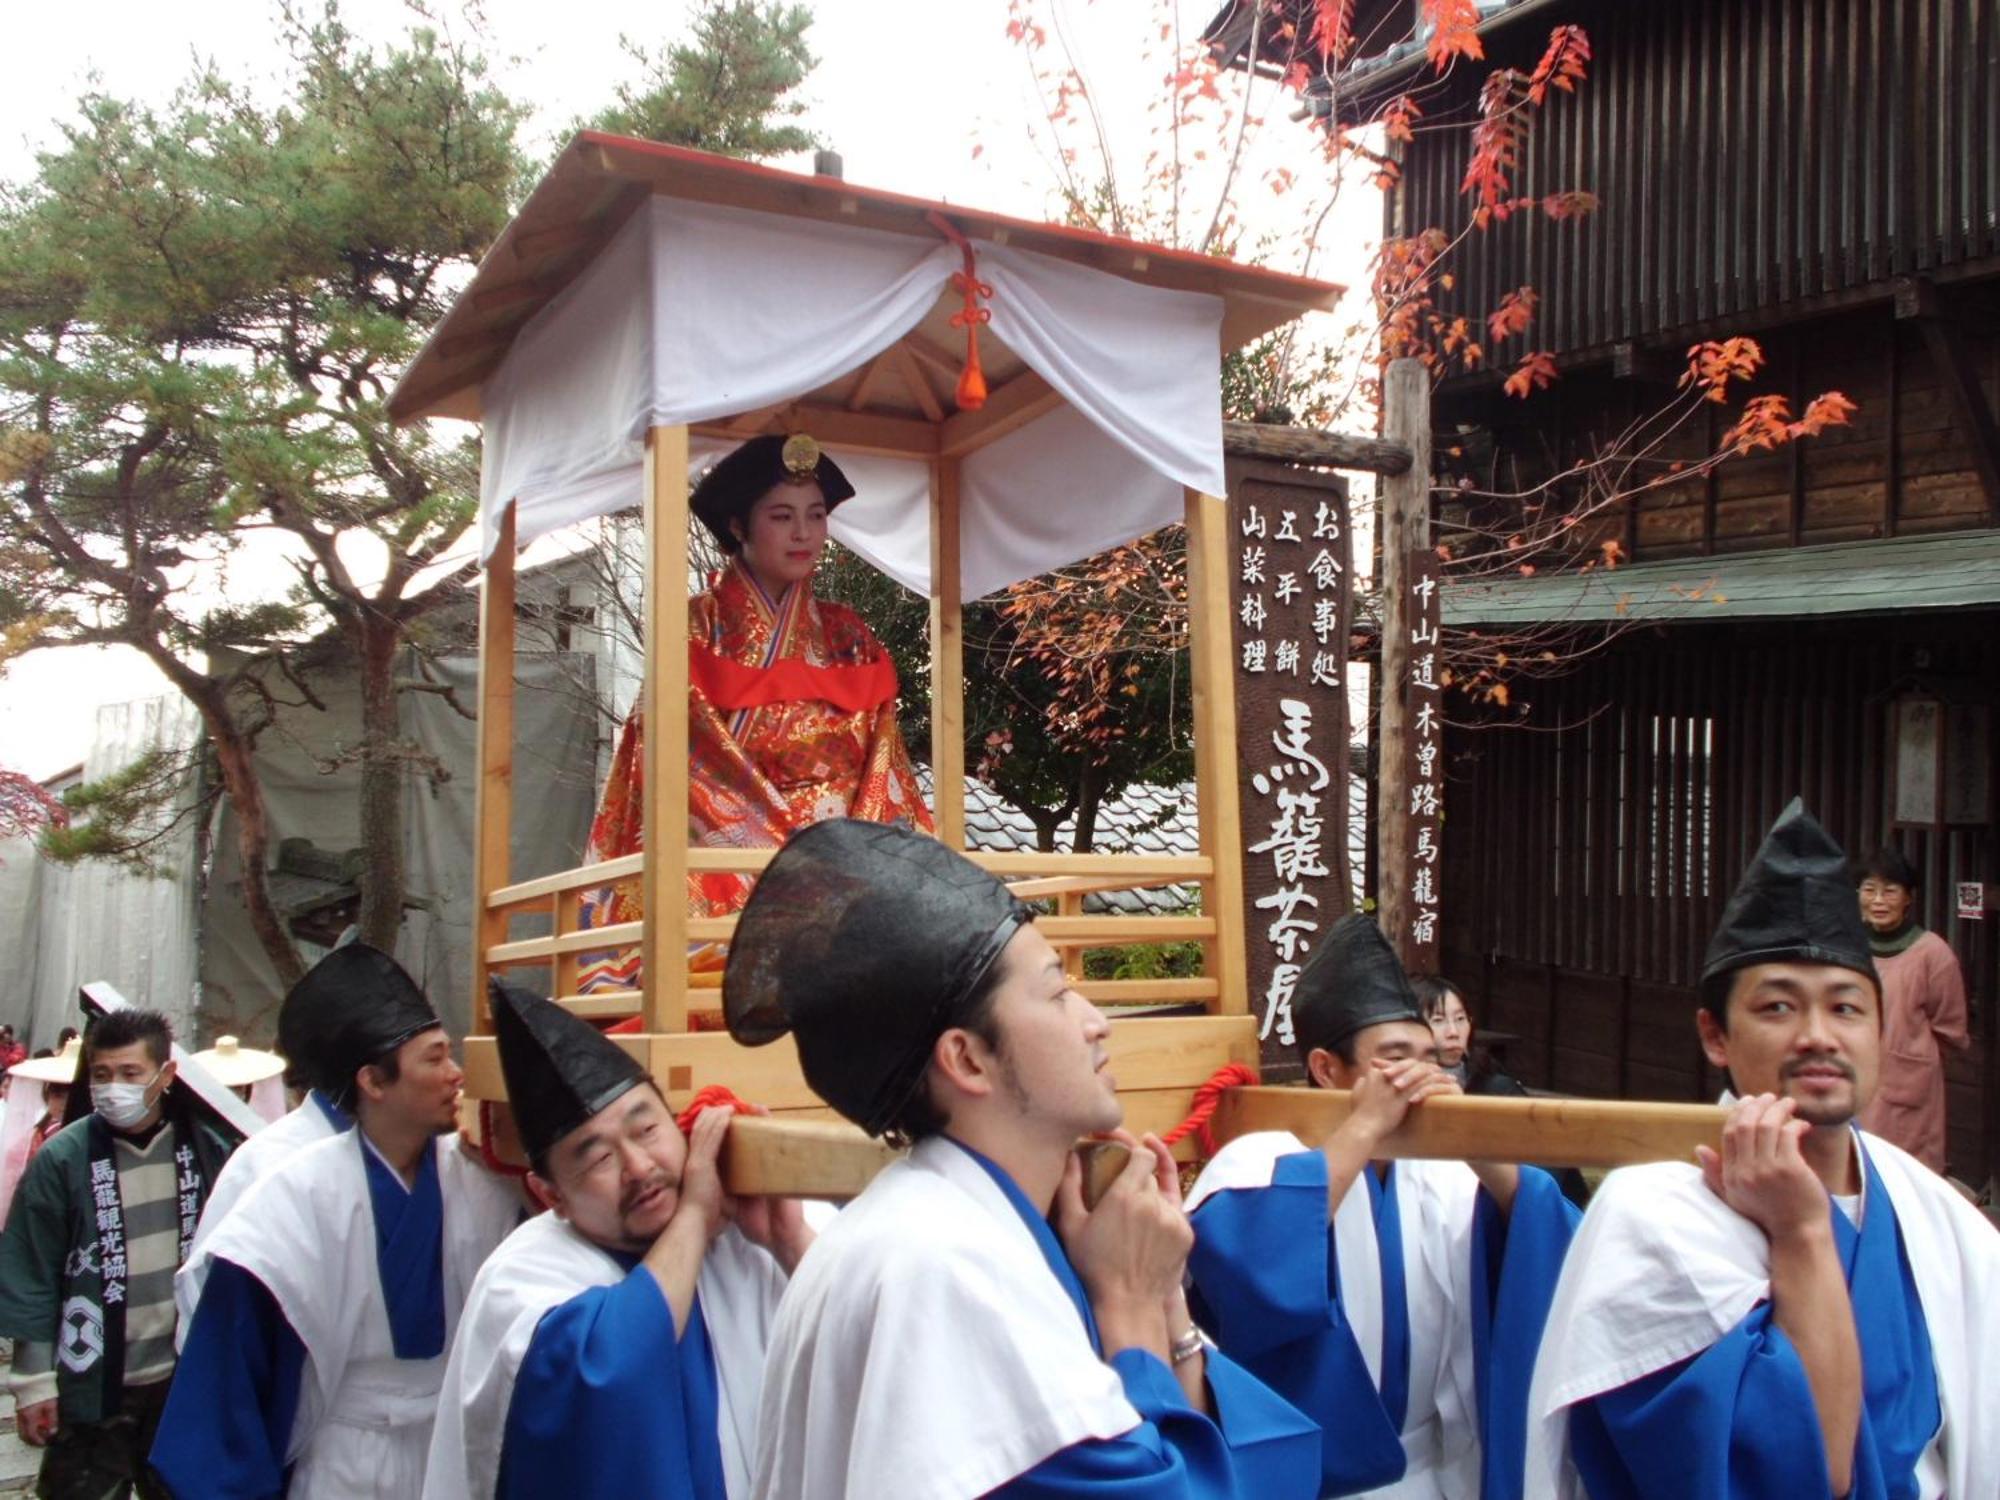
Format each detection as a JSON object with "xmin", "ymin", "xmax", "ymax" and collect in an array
[{"xmin": 923, "ymin": 771, "xmax": 1367, "ymax": 916}]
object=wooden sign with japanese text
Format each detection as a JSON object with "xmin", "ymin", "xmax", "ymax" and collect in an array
[
  {"xmin": 1404, "ymin": 547, "xmax": 1443, "ymax": 973},
  {"xmin": 1225, "ymin": 459, "xmax": 1352, "ymax": 1077}
]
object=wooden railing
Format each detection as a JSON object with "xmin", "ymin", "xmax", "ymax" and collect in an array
[{"xmin": 480, "ymin": 848, "xmax": 1226, "ymax": 1025}]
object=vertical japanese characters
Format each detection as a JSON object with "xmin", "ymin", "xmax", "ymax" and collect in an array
[
  {"xmin": 1406, "ymin": 552, "xmax": 1443, "ymax": 968},
  {"xmin": 1233, "ymin": 483, "xmax": 1352, "ymax": 1051}
]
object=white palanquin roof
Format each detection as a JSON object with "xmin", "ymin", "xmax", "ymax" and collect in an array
[{"xmin": 392, "ymin": 135, "xmax": 1343, "ymax": 598}]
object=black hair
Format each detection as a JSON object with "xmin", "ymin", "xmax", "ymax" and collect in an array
[
  {"xmin": 88, "ymin": 1009, "xmax": 173, "ymax": 1067},
  {"xmin": 1294, "ymin": 999, "xmax": 1359, "ymax": 1069},
  {"xmin": 1854, "ymin": 845, "xmax": 1919, "ymax": 892},
  {"xmin": 884, "ymin": 956, "xmax": 1014, "ymax": 1148},
  {"xmin": 1410, "ymin": 975, "xmax": 1462, "ymax": 1018}
]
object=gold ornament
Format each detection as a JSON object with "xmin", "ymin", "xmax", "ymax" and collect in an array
[{"xmin": 781, "ymin": 433, "xmax": 821, "ymax": 478}]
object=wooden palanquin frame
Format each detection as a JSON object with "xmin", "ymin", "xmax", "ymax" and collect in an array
[{"xmin": 392, "ymin": 135, "xmax": 1347, "ymax": 1171}]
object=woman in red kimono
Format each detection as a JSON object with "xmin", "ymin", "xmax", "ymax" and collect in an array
[{"xmin": 578, "ymin": 434, "xmax": 933, "ymax": 1007}]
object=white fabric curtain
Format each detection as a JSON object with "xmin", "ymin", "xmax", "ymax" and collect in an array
[{"xmin": 477, "ymin": 196, "xmax": 1226, "ymax": 598}]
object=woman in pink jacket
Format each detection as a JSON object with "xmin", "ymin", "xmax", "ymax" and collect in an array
[{"xmin": 1855, "ymin": 846, "xmax": 1971, "ymax": 1172}]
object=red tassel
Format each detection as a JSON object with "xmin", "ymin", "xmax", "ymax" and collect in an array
[
  {"xmin": 928, "ymin": 210, "xmax": 994, "ymax": 413},
  {"xmin": 956, "ymin": 324, "xmax": 989, "ymax": 410}
]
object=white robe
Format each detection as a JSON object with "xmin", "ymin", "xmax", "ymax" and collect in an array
[
  {"xmin": 1187, "ymin": 1132, "xmax": 1483, "ymax": 1500},
  {"xmin": 196, "ymin": 1129, "xmax": 522, "ymax": 1499},
  {"xmin": 751, "ymin": 1135, "xmax": 1142, "ymax": 1500},
  {"xmin": 1524, "ymin": 1128, "xmax": 2000, "ymax": 1500},
  {"xmin": 422, "ymin": 1211, "xmax": 789, "ymax": 1500},
  {"xmin": 173, "ymin": 1096, "xmax": 341, "ymax": 1347}
]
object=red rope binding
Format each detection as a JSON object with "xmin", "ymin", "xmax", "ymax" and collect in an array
[
  {"xmin": 676, "ymin": 1083, "xmax": 757, "ymax": 1137},
  {"xmin": 1159, "ymin": 1063, "xmax": 1260, "ymax": 1156},
  {"xmin": 476, "ymin": 1100, "xmax": 531, "ymax": 1179}
]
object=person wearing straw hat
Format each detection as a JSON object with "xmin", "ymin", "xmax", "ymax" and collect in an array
[
  {"xmin": 1182, "ymin": 915, "xmax": 1581, "ymax": 1500},
  {"xmin": 0, "ymin": 1040, "xmax": 83, "ymax": 1246},
  {"xmin": 574, "ymin": 434, "xmax": 932, "ymax": 1004},
  {"xmin": 151, "ymin": 946, "xmax": 522, "ymax": 1500},
  {"xmin": 729, "ymin": 819, "xmax": 1320, "ymax": 1500},
  {"xmin": 0, "ymin": 1010, "xmax": 238, "ymax": 1500},
  {"xmin": 424, "ymin": 979, "xmax": 812, "ymax": 1500},
  {"xmin": 1523, "ymin": 800, "xmax": 2000, "ymax": 1500},
  {"xmin": 6, "ymin": 1038, "xmax": 83, "ymax": 1171},
  {"xmin": 186, "ymin": 1048, "xmax": 286, "ymax": 1120}
]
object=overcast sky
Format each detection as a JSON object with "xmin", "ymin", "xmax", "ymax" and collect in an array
[{"xmin": 1, "ymin": 0, "xmax": 1380, "ymax": 780}]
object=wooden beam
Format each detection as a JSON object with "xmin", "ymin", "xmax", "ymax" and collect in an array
[
  {"xmin": 696, "ymin": 404, "xmax": 940, "ymax": 459},
  {"xmin": 845, "ymin": 348, "xmax": 897, "ymax": 412},
  {"xmin": 473, "ymin": 276, "xmax": 556, "ymax": 315},
  {"xmin": 1376, "ymin": 358, "xmax": 1432, "ymax": 970},
  {"xmin": 939, "ymin": 371, "xmax": 1067, "ymax": 458},
  {"xmin": 512, "ymin": 218, "xmax": 610, "ymax": 265},
  {"xmin": 489, "ymin": 853, "xmax": 646, "ymax": 909},
  {"xmin": 1221, "ymin": 420, "xmax": 1413, "ymax": 476},
  {"xmin": 929, "ymin": 456, "xmax": 967, "ymax": 845},
  {"xmin": 1214, "ymin": 1087, "xmax": 1726, "ymax": 1169},
  {"xmin": 1184, "ymin": 486, "xmax": 1249, "ymax": 1017},
  {"xmin": 641, "ymin": 426, "xmax": 692, "ymax": 1033},
  {"xmin": 1896, "ymin": 276, "xmax": 2000, "ymax": 517},
  {"xmin": 471, "ymin": 505, "xmax": 517, "ymax": 1031},
  {"xmin": 893, "ymin": 342, "xmax": 946, "ymax": 424}
]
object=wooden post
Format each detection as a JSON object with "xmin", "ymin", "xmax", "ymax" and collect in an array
[
  {"xmin": 1185, "ymin": 487, "xmax": 1250, "ymax": 1016},
  {"xmin": 1377, "ymin": 358, "xmax": 1433, "ymax": 970},
  {"xmin": 641, "ymin": 425, "xmax": 692, "ymax": 1033},
  {"xmin": 929, "ymin": 457, "xmax": 966, "ymax": 846},
  {"xmin": 471, "ymin": 504, "xmax": 517, "ymax": 1032}
]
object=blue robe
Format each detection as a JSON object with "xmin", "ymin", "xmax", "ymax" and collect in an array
[
  {"xmin": 494, "ymin": 1258, "xmax": 726, "ymax": 1499},
  {"xmin": 1188, "ymin": 1151, "xmax": 1578, "ymax": 1498},
  {"xmin": 942, "ymin": 1143, "xmax": 1319, "ymax": 1498},
  {"xmin": 1569, "ymin": 1153, "xmax": 1941, "ymax": 1500},
  {"xmin": 152, "ymin": 1140, "xmax": 450, "ymax": 1498}
]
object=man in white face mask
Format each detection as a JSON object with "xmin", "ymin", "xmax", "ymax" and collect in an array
[{"xmin": 0, "ymin": 1009, "xmax": 240, "ymax": 1499}]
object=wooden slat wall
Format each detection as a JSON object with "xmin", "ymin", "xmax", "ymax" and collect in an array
[
  {"xmin": 1439, "ymin": 612, "xmax": 1997, "ymax": 1185},
  {"xmin": 1438, "ymin": 291, "xmax": 2000, "ymax": 565},
  {"xmin": 1398, "ymin": 0, "xmax": 2000, "ymax": 361}
]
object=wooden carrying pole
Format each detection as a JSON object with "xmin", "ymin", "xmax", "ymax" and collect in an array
[
  {"xmin": 710, "ymin": 1090, "xmax": 1728, "ymax": 1199},
  {"xmin": 1211, "ymin": 1088, "xmax": 1726, "ymax": 1170}
]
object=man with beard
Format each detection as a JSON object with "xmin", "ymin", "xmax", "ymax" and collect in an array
[
  {"xmin": 1524, "ymin": 800, "xmax": 2000, "ymax": 1499},
  {"xmin": 732, "ymin": 819, "xmax": 1320, "ymax": 1500},
  {"xmin": 423, "ymin": 981, "xmax": 811, "ymax": 1500},
  {"xmin": 151, "ymin": 949, "xmax": 522, "ymax": 1498},
  {"xmin": 172, "ymin": 944, "xmax": 371, "ymax": 1341}
]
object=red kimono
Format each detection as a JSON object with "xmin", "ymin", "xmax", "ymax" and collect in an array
[{"xmin": 578, "ymin": 558, "xmax": 932, "ymax": 1003}]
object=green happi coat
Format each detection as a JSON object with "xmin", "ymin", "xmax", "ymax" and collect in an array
[{"xmin": 0, "ymin": 1108, "xmax": 235, "ymax": 1423}]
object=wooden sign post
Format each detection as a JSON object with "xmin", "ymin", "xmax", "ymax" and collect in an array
[
  {"xmin": 1375, "ymin": 358, "xmax": 1436, "ymax": 974},
  {"xmin": 1225, "ymin": 457, "xmax": 1353, "ymax": 1077}
]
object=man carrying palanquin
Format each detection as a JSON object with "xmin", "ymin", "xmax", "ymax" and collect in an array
[
  {"xmin": 1185, "ymin": 915, "xmax": 1580, "ymax": 1499},
  {"xmin": 1524, "ymin": 800, "xmax": 1999, "ymax": 1499},
  {"xmin": 729, "ymin": 818, "xmax": 1322, "ymax": 1499},
  {"xmin": 423, "ymin": 979, "xmax": 810, "ymax": 1500}
]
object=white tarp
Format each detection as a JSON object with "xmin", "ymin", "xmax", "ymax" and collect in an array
[
  {"xmin": 0, "ymin": 695, "xmax": 204, "ymax": 1050},
  {"xmin": 477, "ymin": 196, "xmax": 1226, "ymax": 599}
]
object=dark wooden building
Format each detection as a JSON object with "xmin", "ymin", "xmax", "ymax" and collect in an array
[{"xmin": 1213, "ymin": 0, "xmax": 2000, "ymax": 1186}]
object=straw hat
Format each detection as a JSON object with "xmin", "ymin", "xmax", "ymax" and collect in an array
[
  {"xmin": 189, "ymin": 1036, "xmax": 287, "ymax": 1088},
  {"xmin": 7, "ymin": 1037, "xmax": 83, "ymax": 1084}
]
